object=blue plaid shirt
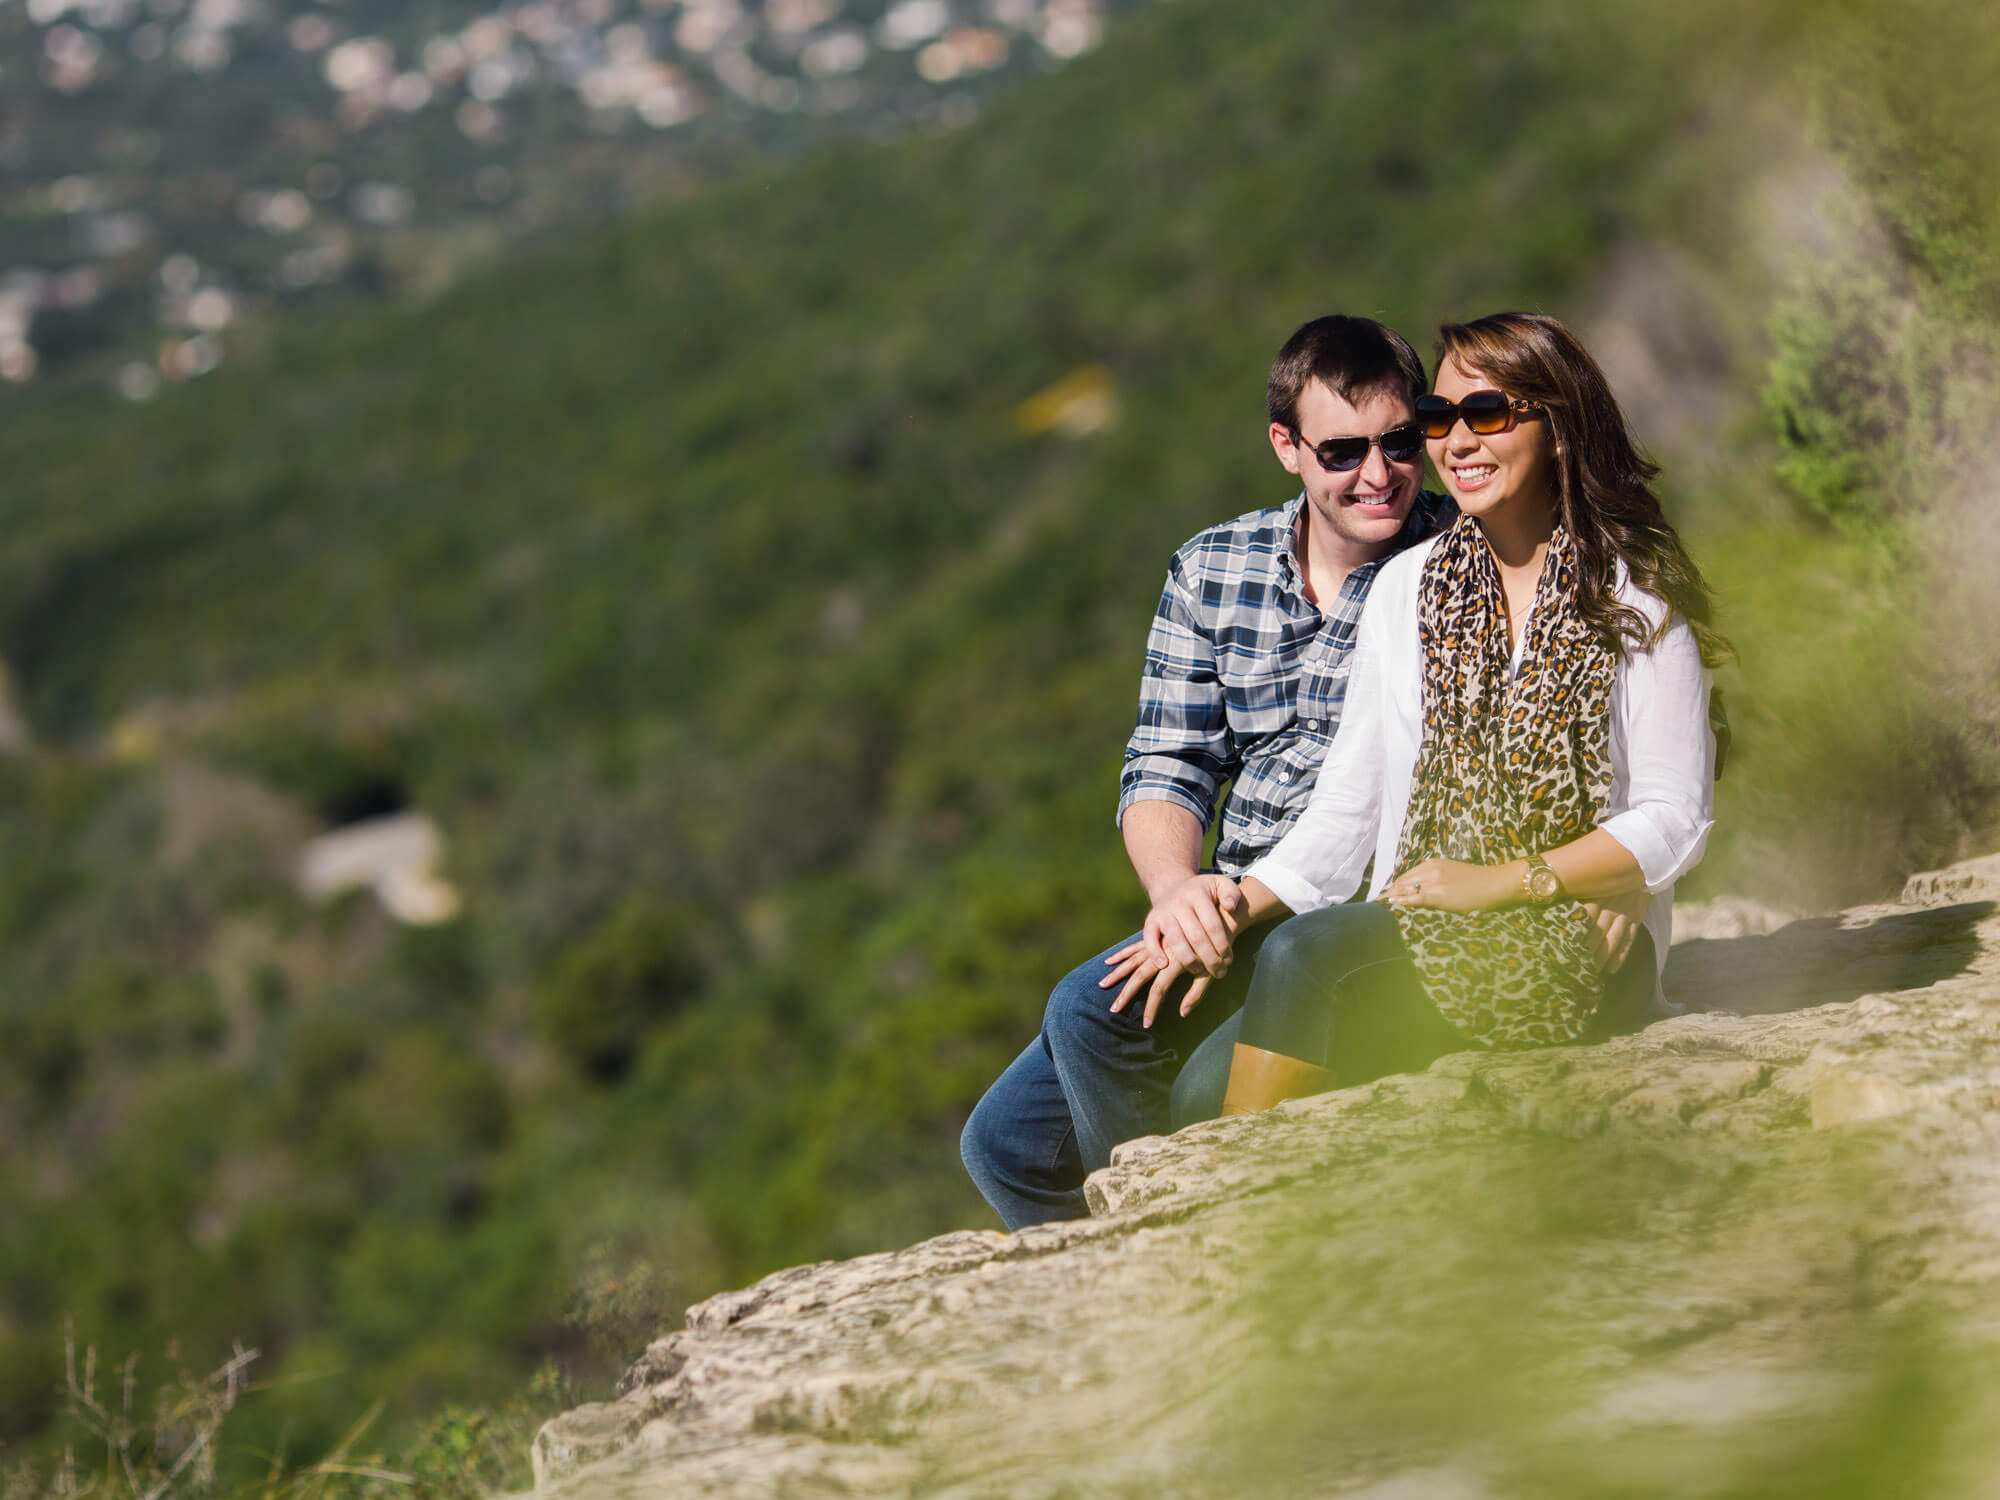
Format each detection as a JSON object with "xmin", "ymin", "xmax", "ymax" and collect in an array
[{"xmin": 1118, "ymin": 489, "xmax": 1456, "ymax": 875}]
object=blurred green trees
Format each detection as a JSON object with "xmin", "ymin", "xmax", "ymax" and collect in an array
[
  {"xmin": 539, "ymin": 897, "xmax": 706, "ymax": 1079},
  {"xmin": 1, "ymin": 0, "xmax": 1997, "ymax": 1483}
]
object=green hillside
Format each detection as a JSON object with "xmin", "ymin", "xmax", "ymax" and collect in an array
[{"xmin": 4, "ymin": 0, "xmax": 1996, "ymax": 1483}]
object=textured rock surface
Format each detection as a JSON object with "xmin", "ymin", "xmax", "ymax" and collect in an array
[{"xmin": 532, "ymin": 857, "xmax": 2000, "ymax": 1497}]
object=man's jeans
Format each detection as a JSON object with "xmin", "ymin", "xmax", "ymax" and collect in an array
[{"xmin": 960, "ymin": 928, "xmax": 1268, "ymax": 1230}]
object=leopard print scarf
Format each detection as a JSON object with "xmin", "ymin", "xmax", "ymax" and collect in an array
[{"xmin": 1391, "ymin": 515, "xmax": 1616, "ymax": 1048}]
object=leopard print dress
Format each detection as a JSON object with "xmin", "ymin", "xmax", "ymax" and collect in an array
[{"xmin": 1391, "ymin": 516, "xmax": 1616, "ymax": 1048}]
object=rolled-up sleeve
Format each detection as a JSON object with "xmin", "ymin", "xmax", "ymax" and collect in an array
[
  {"xmin": 1239, "ymin": 596, "xmax": 1388, "ymax": 913},
  {"xmin": 1118, "ymin": 558, "xmax": 1230, "ymax": 831},
  {"xmin": 1600, "ymin": 616, "xmax": 1716, "ymax": 892}
]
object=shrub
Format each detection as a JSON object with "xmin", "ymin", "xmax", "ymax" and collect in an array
[{"xmin": 538, "ymin": 897, "xmax": 707, "ymax": 1081}]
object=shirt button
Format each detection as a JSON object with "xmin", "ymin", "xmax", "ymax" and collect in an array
[
  {"xmin": 1307, "ymin": 719, "xmax": 1320, "ymax": 731},
  {"xmin": 1280, "ymin": 770, "xmax": 1293, "ymax": 781}
]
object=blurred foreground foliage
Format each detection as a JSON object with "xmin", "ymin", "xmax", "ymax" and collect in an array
[
  {"xmin": 1, "ymin": 0, "xmax": 1997, "ymax": 1483},
  {"xmin": 1176, "ymin": 1132, "xmax": 1989, "ymax": 1500}
]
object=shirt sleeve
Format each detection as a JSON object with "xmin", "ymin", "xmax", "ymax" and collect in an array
[
  {"xmin": 1117, "ymin": 556, "xmax": 1231, "ymax": 831},
  {"xmin": 1600, "ymin": 616, "xmax": 1716, "ymax": 892},
  {"xmin": 1238, "ymin": 589, "xmax": 1389, "ymax": 912}
]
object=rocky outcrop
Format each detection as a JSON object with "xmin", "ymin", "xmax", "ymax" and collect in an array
[{"xmin": 532, "ymin": 857, "xmax": 2000, "ymax": 1498}]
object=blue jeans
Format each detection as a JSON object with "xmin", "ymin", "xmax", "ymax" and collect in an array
[{"xmin": 961, "ymin": 927, "xmax": 1268, "ymax": 1230}]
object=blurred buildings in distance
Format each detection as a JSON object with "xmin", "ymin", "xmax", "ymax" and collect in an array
[{"xmin": 0, "ymin": 0, "xmax": 1138, "ymax": 401}]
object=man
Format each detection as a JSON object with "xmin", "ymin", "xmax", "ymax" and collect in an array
[{"xmin": 960, "ymin": 314, "xmax": 1457, "ymax": 1229}]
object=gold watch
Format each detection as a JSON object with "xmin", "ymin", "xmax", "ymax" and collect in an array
[{"xmin": 1521, "ymin": 852, "xmax": 1562, "ymax": 906}]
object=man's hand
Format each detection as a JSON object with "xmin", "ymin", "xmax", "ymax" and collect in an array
[
  {"xmin": 1101, "ymin": 875, "xmax": 1245, "ymax": 1028},
  {"xmin": 1581, "ymin": 886, "xmax": 1651, "ymax": 974},
  {"xmin": 1140, "ymin": 873, "xmax": 1245, "ymax": 980}
]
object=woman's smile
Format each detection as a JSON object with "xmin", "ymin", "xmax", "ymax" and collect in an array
[{"xmin": 1427, "ymin": 357, "xmax": 1557, "ymax": 521}]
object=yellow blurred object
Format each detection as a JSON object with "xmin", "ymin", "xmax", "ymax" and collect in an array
[
  {"xmin": 108, "ymin": 714, "xmax": 162, "ymax": 763},
  {"xmin": 1014, "ymin": 363, "xmax": 1118, "ymax": 437}
]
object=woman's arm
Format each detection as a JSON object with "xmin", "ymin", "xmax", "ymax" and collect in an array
[
  {"xmin": 1598, "ymin": 612, "xmax": 1716, "ymax": 891},
  {"xmin": 1377, "ymin": 829, "xmax": 1645, "ymax": 911},
  {"xmin": 1232, "ymin": 874, "xmax": 1292, "ymax": 927},
  {"xmin": 1379, "ymin": 612, "xmax": 1715, "ymax": 914}
]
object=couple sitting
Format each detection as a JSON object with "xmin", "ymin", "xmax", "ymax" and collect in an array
[{"xmin": 962, "ymin": 310, "xmax": 1727, "ymax": 1230}]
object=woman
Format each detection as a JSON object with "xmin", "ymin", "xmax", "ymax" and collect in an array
[{"xmin": 1130, "ymin": 311, "xmax": 1727, "ymax": 1117}]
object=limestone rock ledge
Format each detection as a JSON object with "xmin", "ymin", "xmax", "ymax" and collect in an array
[{"xmin": 532, "ymin": 858, "xmax": 2000, "ymax": 1498}]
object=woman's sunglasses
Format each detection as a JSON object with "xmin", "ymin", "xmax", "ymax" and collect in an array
[
  {"xmin": 1415, "ymin": 390, "xmax": 1544, "ymax": 439},
  {"xmin": 1291, "ymin": 422, "xmax": 1426, "ymax": 473}
]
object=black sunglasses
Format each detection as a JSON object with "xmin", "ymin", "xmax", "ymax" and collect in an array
[
  {"xmin": 1290, "ymin": 421, "xmax": 1426, "ymax": 473},
  {"xmin": 1415, "ymin": 390, "xmax": 1544, "ymax": 439}
]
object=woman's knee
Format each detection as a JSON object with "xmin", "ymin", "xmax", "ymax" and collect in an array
[
  {"xmin": 1254, "ymin": 902, "xmax": 1401, "ymax": 991},
  {"xmin": 1242, "ymin": 903, "xmax": 1406, "ymax": 1063}
]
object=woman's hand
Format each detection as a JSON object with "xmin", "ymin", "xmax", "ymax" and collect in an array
[
  {"xmin": 1102, "ymin": 944, "xmax": 1214, "ymax": 1028},
  {"xmin": 1581, "ymin": 884, "xmax": 1652, "ymax": 972},
  {"xmin": 1376, "ymin": 857, "xmax": 1520, "ymax": 913}
]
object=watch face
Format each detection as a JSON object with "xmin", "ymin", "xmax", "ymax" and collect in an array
[{"xmin": 1529, "ymin": 867, "xmax": 1561, "ymax": 901}]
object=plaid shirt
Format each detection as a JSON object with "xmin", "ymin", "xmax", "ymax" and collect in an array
[{"xmin": 1118, "ymin": 489, "xmax": 1456, "ymax": 876}]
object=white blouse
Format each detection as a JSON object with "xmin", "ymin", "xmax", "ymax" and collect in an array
[{"xmin": 1241, "ymin": 535, "xmax": 1716, "ymax": 977}]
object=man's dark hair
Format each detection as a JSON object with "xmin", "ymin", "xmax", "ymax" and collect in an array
[{"xmin": 1266, "ymin": 315, "xmax": 1427, "ymax": 432}]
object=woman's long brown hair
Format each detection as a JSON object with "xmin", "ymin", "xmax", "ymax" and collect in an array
[{"xmin": 1436, "ymin": 312, "xmax": 1733, "ymax": 667}]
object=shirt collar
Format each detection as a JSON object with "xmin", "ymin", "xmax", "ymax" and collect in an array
[
  {"xmin": 1276, "ymin": 491, "xmax": 1310, "ymax": 588},
  {"xmin": 1279, "ymin": 488, "xmax": 1451, "ymax": 592}
]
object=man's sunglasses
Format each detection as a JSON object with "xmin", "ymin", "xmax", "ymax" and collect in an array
[
  {"xmin": 1415, "ymin": 390, "xmax": 1544, "ymax": 439},
  {"xmin": 1291, "ymin": 422, "xmax": 1426, "ymax": 473}
]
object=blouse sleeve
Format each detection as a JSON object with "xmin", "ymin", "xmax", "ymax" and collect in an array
[
  {"xmin": 1239, "ymin": 589, "xmax": 1390, "ymax": 914},
  {"xmin": 1599, "ymin": 615, "xmax": 1716, "ymax": 892}
]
